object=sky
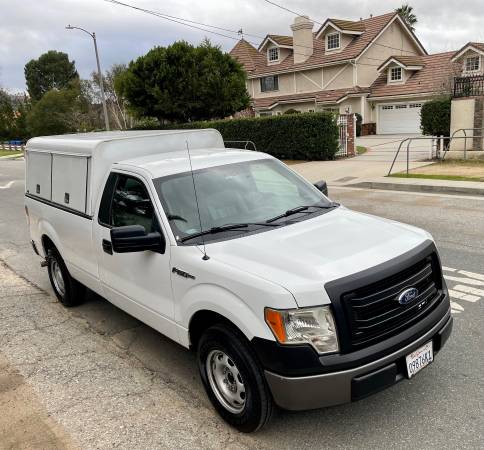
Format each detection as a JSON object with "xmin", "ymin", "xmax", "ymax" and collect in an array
[{"xmin": 1, "ymin": 0, "xmax": 483, "ymax": 93}]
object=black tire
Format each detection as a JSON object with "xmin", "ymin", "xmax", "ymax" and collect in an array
[
  {"xmin": 47, "ymin": 248, "xmax": 85, "ymax": 307},
  {"xmin": 197, "ymin": 323, "xmax": 273, "ymax": 432}
]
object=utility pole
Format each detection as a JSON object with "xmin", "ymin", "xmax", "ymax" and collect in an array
[{"xmin": 66, "ymin": 25, "xmax": 110, "ymax": 131}]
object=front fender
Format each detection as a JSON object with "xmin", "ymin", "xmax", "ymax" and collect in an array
[{"xmin": 177, "ymin": 283, "xmax": 276, "ymax": 346}]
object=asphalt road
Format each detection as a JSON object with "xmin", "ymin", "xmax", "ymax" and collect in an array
[{"xmin": 0, "ymin": 159, "xmax": 483, "ymax": 449}]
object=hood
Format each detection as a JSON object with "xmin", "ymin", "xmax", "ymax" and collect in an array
[{"xmin": 207, "ymin": 207, "xmax": 432, "ymax": 307}]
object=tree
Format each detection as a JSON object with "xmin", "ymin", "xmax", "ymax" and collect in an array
[
  {"xmin": 396, "ymin": 4, "xmax": 417, "ymax": 31},
  {"xmin": 91, "ymin": 64, "xmax": 131, "ymax": 129},
  {"xmin": 118, "ymin": 40, "xmax": 250, "ymax": 123},
  {"xmin": 0, "ymin": 89, "xmax": 15, "ymax": 139},
  {"xmin": 24, "ymin": 50, "xmax": 79, "ymax": 101},
  {"xmin": 26, "ymin": 80, "xmax": 96, "ymax": 136}
]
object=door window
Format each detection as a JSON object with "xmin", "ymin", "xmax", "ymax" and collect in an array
[{"xmin": 110, "ymin": 175, "xmax": 157, "ymax": 233}]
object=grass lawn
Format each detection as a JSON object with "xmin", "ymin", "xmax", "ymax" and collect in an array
[
  {"xmin": 357, "ymin": 146, "xmax": 367, "ymax": 155},
  {"xmin": 389, "ymin": 159, "xmax": 484, "ymax": 182},
  {"xmin": 0, "ymin": 150, "xmax": 23, "ymax": 157}
]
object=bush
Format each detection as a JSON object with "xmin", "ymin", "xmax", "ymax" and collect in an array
[
  {"xmin": 283, "ymin": 108, "xmax": 301, "ymax": 114},
  {"xmin": 135, "ymin": 112, "xmax": 339, "ymax": 160},
  {"xmin": 420, "ymin": 97, "xmax": 451, "ymax": 136},
  {"xmin": 355, "ymin": 113, "xmax": 362, "ymax": 137}
]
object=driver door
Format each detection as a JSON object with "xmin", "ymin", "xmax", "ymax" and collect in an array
[{"xmin": 95, "ymin": 171, "xmax": 177, "ymax": 341}]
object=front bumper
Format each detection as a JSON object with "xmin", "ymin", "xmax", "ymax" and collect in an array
[{"xmin": 264, "ymin": 308, "xmax": 452, "ymax": 411}]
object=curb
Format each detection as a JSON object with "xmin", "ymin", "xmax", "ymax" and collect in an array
[
  {"xmin": 349, "ymin": 181, "xmax": 484, "ymax": 197},
  {"xmin": 0, "ymin": 154, "xmax": 24, "ymax": 160}
]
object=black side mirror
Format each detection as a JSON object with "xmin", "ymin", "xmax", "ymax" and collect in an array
[
  {"xmin": 111, "ymin": 225, "xmax": 165, "ymax": 253},
  {"xmin": 314, "ymin": 180, "xmax": 328, "ymax": 196}
]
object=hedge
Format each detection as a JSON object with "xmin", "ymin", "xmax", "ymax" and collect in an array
[
  {"xmin": 135, "ymin": 112, "xmax": 340, "ymax": 160},
  {"xmin": 420, "ymin": 96, "xmax": 451, "ymax": 137}
]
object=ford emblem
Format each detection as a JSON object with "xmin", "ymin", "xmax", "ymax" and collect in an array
[{"xmin": 397, "ymin": 287, "xmax": 419, "ymax": 305}]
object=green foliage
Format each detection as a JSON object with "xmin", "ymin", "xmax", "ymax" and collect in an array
[
  {"xmin": 135, "ymin": 112, "xmax": 339, "ymax": 161},
  {"xmin": 355, "ymin": 113, "xmax": 362, "ymax": 137},
  {"xmin": 283, "ymin": 108, "xmax": 301, "ymax": 114},
  {"xmin": 0, "ymin": 90, "xmax": 15, "ymax": 139},
  {"xmin": 396, "ymin": 4, "xmax": 418, "ymax": 31},
  {"xmin": 27, "ymin": 86, "xmax": 80, "ymax": 136},
  {"xmin": 118, "ymin": 40, "xmax": 250, "ymax": 123},
  {"xmin": 24, "ymin": 50, "xmax": 79, "ymax": 101},
  {"xmin": 420, "ymin": 97, "xmax": 451, "ymax": 137}
]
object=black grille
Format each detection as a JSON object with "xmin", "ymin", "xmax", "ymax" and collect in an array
[{"xmin": 342, "ymin": 254, "xmax": 443, "ymax": 348}]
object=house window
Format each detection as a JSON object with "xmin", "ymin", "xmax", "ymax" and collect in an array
[
  {"xmin": 390, "ymin": 67, "xmax": 403, "ymax": 82},
  {"xmin": 409, "ymin": 103, "xmax": 422, "ymax": 108},
  {"xmin": 465, "ymin": 56, "xmax": 480, "ymax": 72},
  {"xmin": 260, "ymin": 75, "xmax": 279, "ymax": 92},
  {"xmin": 395, "ymin": 104, "xmax": 407, "ymax": 109},
  {"xmin": 268, "ymin": 47, "xmax": 279, "ymax": 62},
  {"xmin": 381, "ymin": 105, "xmax": 394, "ymax": 110},
  {"xmin": 326, "ymin": 33, "xmax": 340, "ymax": 50}
]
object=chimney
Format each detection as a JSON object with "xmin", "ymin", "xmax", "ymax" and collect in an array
[{"xmin": 291, "ymin": 16, "xmax": 314, "ymax": 64}]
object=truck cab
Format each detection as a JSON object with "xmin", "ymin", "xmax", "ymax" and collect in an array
[{"xmin": 25, "ymin": 130, "xmax": 452, "ymax": 432}]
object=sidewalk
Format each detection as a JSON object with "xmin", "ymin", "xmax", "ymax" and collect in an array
[{"xmin": 341, "ymin": 176, "xmax": 484, "ymax": 197}]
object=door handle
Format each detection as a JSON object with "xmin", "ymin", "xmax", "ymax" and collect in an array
[{"xmin": 102, "ymin": 239, "xmax": 113, "ymax": 255}]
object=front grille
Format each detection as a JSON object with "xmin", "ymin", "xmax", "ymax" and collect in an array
[{"xmin": 342, "ymin": 254, "xmax": 443, "ymax": 348}]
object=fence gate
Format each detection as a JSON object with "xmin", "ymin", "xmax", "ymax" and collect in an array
[{"xmin": 336, "ymin": 115, "xmax": 348, "ymax": 156}]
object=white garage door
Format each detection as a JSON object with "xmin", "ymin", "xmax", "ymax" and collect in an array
[{"xmin": 378, "ymin": 103, "xmax": 423, "ymax": 134}]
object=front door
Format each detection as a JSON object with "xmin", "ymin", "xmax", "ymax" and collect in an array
[{"xmin": 95, "ymin": 171, "xmax": 177, "ymax": 341}]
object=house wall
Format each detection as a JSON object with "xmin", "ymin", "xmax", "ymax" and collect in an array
[
  {"xmin": 251, "ymin": 72, "xmax": 295, "ymax": 97},
  {"xmin": 455, "ymin": 49, "xmax": 484, "ymax": 76},
  {"xmin": 295, "ymin": 68, "xmax": 323, "ymax": 93},
  {"xmin": 323, "ymin": 63, "xmax": 354, "ymax": 89},
  {"xmin": 319, "ymin": 26, "xmax": 354, "ymax": 53},
  {"xmin": 450, "ymin": 98, "xmax": 476, "ymax": 150},
  {"xmin": 357, "ymin": 19, "xmax": 421, "ymax": 87},
  {"xmin": 338, "ymin": 97, "xmax": 362, "ymax": 115},
  {"xmin": 271, "ymin": 101, "xmax": 317, "ymax": 115}
]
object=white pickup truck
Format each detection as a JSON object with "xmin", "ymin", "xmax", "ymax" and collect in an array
[{"xmin": 25, "ymin": 129, "xmax": 452, "ymax": 432}]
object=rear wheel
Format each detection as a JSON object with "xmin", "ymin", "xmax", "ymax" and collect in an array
[
  {"xmin": 197, "ymin": 323, "xmax": 273, "ymax": 432},
  {"xmin": 47, "ymin": 248, "xmax": 85, "ymax": 307}
]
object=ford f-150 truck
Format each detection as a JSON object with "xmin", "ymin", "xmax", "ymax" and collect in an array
[{"xmin": 25, "ymin": 129, "xmax": 452, "ymax": 432}]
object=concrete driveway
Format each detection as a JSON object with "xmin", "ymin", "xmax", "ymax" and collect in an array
[{"xmin": 292, "ymin": 134, "xmax": 433, "ymax": 185}]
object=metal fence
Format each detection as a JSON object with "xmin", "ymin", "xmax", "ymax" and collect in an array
[
  {"xmin": 453, "ymin": 75, "xmax": 484, "ymax": 98},
  {"xmin": 336, "ymin": 115, "xmax": 348, "ymax": 157}
]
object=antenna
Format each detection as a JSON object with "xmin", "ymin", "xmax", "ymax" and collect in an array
[{"xmin": 185, "ymin": 141, "xmax": 209, "ymax": 260}]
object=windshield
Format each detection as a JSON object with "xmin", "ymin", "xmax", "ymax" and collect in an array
[{"xmin": 154, "ymin": 159, "xmax": 333, "ymax": 244}]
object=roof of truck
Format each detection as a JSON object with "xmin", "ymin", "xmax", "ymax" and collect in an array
[
  {"xmin": 118, "ymin": 148, "xmax": 272, "ymax": 178},
  {"xmin": 26, "ymin": 129, "xmax": 222, "ymax": 154}
]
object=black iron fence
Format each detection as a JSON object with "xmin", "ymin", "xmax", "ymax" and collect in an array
[{"xmin": 453, "ymin": 75, "xmax": 484, "ymax": 98}]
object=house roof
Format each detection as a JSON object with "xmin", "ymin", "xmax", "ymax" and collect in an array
[
  {"xmin": 316, "ymin": 18, "xmax": 366, "ymax": 37},
  {"xmin": 229, "ymin": 39, "xmax": 265, "ymax": 72},
  {"xmin": 369, "ymin": 51, "xmax": 457, "ymax": 99},
  {"xmin": 254, "ymin": 86, "xmax": 370, "ymax": 109},
  {"xmin": 377, "ymin": 55, "xmax": 425, "ymax": 71},
  {"xmin": 268, "ymin": 35, "xmax": 294, "ymax": 47},
  {"xmin": 230, "ymin": 12, "xmax": 426, "ymax": 78},
  {"xmin": 451, "ymin": 42, "xmax": 484, "ymax": 61}
]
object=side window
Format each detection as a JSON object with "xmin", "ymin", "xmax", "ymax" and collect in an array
[{"xmin": 110, "ymin": 175, "xmax": 157, "ymax": 232}]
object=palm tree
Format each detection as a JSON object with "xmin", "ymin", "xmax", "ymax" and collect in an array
[{"xmin": 396, "ymin": 4, "xmax": 418, "ymax": 31}]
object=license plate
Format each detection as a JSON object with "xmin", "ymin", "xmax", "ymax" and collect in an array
[{"xmin": 405, "ymin": 341, "xmax": 433, "ymax": 378}]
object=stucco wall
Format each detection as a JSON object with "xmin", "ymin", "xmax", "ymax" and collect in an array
[
  {"xmin": 295, "ymin": 68, "xmax": 323, "ymax": 93},
  {"xmin": 323, "ymin": 63, "xmax": 354, "ymax": 89},
  {"xmin": 450, "ymin": 98, "xmax": 475, "ymax": 150},
  {"xmin": 251, "ymin": 72, "xmax": 295, "ymax": 97},
  {"xmin": 357, "ymin": 20, "xmax": 421, "ymax": 87},
  {"xmin": 338, "ymin": 97, "xmax": 362, "ymax": 115}
]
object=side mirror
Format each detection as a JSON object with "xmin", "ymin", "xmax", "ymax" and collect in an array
[
  {"xmin": 314, "ymin": 180, "xmax": 328, "ymax": 196},
  {"xmin": 110, "ymin": 225, "xmax": 165, "ymax": 253}
]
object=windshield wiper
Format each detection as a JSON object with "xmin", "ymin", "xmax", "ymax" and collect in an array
[
  {"xmin": 180, "ymin": 222, "xmax": 280, "ymax": 242},
  {"xmin": 265, "ymin": 203, "xmax": 339, "ymax": 223}
]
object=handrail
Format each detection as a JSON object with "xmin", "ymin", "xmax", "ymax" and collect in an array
[
  {"xmin": 223, "ymin": 140, "xmax": 257, "ymax": 151},
  {"xmin": 442, "ymin": 128, "xmax": 483, "ymax": 160},
  {"xmin": 387, "ymin": 134, "xmax": 484, "ymax": 176}
]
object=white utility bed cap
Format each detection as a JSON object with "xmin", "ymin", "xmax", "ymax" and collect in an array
[{"xmin": 25, "ymin": 129, "xmax": 224, "ymax": 216}]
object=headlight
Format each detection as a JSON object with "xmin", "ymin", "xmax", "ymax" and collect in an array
[{"xmin": 264, "ymin": 306, "xmax": 339, "ymax": 354}]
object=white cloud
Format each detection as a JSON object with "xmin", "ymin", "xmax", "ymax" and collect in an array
[{"xmin": 1, "ymin": 0, "xmax": 483, "ymax": 92}]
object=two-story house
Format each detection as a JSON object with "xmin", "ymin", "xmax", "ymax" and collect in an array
[{"xmin": 230, "ymin": 12, "xmax": 481, "ymax": 135}]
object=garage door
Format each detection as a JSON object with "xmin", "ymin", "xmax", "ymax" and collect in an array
[{"xmin": 378, "ymin": 103, "xmax": 423, "ymax": 134}]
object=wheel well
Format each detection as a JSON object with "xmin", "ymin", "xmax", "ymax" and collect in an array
[
  {"xmin": 188, "ymin": 310, "xmax": 242, "ymax": 350},
  {"xmin": 41, "ymin": 235, "xmax": 56, "ymax": 255}
]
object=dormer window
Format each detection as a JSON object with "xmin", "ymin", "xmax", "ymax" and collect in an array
[
  {"xmin": 465, "ymin": 56, "xmax": 480, "ymax": 72},
  {"xmin": 268, "ymin": 47, "xmax": 279, "ymax": 62},
  {"xmin": 326, "ymin": 32, "xmax": 340, "ymax": 50},
  {"xmin": 390, "ymin": 67, "xmax": 403, "ymax": 82}
]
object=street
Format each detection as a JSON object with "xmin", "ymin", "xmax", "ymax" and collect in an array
[{"xmin": 1, "ymin": 158, "xmax": 483, "ymax": 449}]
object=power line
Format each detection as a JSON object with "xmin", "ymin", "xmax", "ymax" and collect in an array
[{"xmin": 261, "ymin": 0, "xmax": 323, "ymax": 25}]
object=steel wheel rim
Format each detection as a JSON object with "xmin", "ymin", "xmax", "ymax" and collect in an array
[
  {"xmin": 206, "ymin": 349, "xmax": 246, "ymax": 414},
  {"xmin": 51, "ymin": 259, "xmax": 65, "ymax": 297}
]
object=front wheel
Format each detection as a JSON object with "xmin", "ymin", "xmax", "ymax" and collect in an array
[{"xmin": 197, "ymin": 323, "xmax": 273, "ymax": 432}]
